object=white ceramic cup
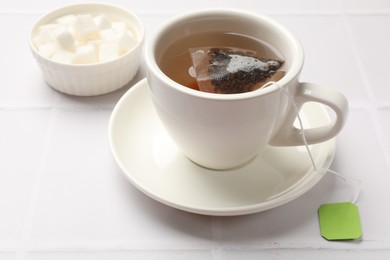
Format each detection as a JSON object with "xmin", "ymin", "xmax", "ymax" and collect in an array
[{"xmin": 145, "ymin": 9, "xmax": 348, "ymax": 170}]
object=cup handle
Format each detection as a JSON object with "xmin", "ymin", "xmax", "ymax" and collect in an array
[{"xmin": 269, "ymin": 82, "xmax": 349, "ymax": 146}]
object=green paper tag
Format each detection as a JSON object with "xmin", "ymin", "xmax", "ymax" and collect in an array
[{"xmin": 318, "ymin": 202, "xmax": 362, "ymax": 240}]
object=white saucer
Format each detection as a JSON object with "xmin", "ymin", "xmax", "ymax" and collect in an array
[{"xmin": 109, "ymin": 78, "xmax": 336, "ymax": 216}]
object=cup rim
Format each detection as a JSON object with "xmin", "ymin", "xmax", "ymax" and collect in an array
[
  {"xmin": 145, "ymin": 8, "xmax": 304, "ymax": 100},
  {"xmin": 29, "ymin": 2, "xmax": 145, "ymax": 68}
]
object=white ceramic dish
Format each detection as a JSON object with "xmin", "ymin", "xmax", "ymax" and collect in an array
[
  {"xmin": 109, "ymin": 78, "xmax": 336, "ymax": 216},
  {"xmin": 30, "ymin": 3, "xmax": 144, "ymax": 96}
]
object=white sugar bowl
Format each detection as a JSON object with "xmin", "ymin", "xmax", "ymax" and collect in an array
[{"xmin": 29, "ymin": 3, "xmax": 144, "ymax": 96}]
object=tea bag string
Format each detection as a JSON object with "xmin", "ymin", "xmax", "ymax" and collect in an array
[{"xmin": 264, "ymin": 81, "xmax": 361, "ymax": 204}]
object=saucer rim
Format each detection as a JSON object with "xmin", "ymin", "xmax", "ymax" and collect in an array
[{"xmin": 109, "ymin": 78, "xmax": 336, "ymax": 216}]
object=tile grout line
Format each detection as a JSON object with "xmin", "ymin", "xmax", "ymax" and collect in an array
[
  {"xmin": 15, "ymin": 105, "xmax": 59, "ymax": 260},
  {"xmin": 2, "ymin": 9, "xmax": 390, "ymax": 16},
  {"xmin": 340, "ymin": 14, "xmax": 390, "ymax": 170},
  {"xmin": 20, "ymin": 240, "xmax": 390, "ymax": 252},
  {"xmin": 343, "ymin": 10, "xmax": 390, "ymax": 16},
  {"xmin": 340, "ymin": 14, "xmax": 376, "ymax": 103},
  {"xmin": 0, "ymin": 105, "xmax": 113, "ymax": 111}
]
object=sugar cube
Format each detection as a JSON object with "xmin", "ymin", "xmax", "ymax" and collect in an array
[
  {"xmin": 37, "ymin": 23, "xmax": 60, "ymax": 34},
  {"xmin": 117, "ymin": 31, "xmax": 138, "ymax": 54},
  {"xmin": 72, "ymin": 15, "xmax": 99, "ymax": 42},
  {"xmin": 99, "ymin": 43, "xmax": 120, "ymax": 62},
  {"xmin": 32, "ymin": 36, "xmax": 44, "ymax": 48},
  {"xmin": 56, "ymin": 14, "xmax": 76, "ymax": 26},
  {"xmin": 53, "ymin": 26, "xmax": 75, "ymax": 51},
  {"xmin": 99, "ymin": 28, "xmax": 119, "ymax": 42},
  {"xmin": 87, "ymin": 39, "xmax": 103, "ymax": 50},
  {"xmin": 112, "ymin": 22, "xmax": 127, "ymax": 33},
  {"xmin": 37, "ymin": 41, "xmax": 59, "ymax": 58},
  {"xmin": 73, "ymin": 44, "xmax": 97, "ymax": 64},
  {"xmin": 93, "ymin": 14, "xmax": 112, "ymax": 30},
  {"xmin": 34, "ymin": 24, "xmax": 59, "ymax": 46},
  {"xmin": 51, "ymin": 49, "xmax": 75, "ymax": 63}
]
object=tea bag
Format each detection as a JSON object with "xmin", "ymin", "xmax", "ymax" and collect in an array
[{"xmin": 189, "ymin": 47, "xmax": 284, "ymax": 94}]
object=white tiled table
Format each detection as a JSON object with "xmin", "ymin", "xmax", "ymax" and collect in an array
[{"xmin": 1, "ymin": 0, "xmax": 390, "ymax": 259}]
